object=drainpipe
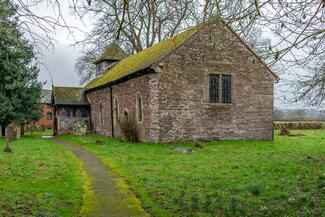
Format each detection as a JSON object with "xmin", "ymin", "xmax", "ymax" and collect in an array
[{"xmin": 109, "ymin": 86, "xmax": 115, "ymax": 138}]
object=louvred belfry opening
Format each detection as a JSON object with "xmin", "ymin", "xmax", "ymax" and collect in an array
[{"xmin": 94, "ymin": 44, "xmax": 128, "ymax": 77}]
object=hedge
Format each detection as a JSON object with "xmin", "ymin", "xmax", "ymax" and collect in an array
[{"xmin": 274, "ymin": 122, "xmax": 325, "ymax": 130}]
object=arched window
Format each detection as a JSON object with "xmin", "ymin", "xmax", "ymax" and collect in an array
[
  {"xmin": 124, "ymin": 111, "xmax": 128, "ymax": 119},
  {"xmin": 114, "ymin": 97, "xmax": 119, "ymax": 125},
  {"xmin": 136, "ymin": 93, "xmax": 143, "ymax": 123},
  {"xmin": 99, "ymin": 103, "xmax": 104, "ymax": 124}
]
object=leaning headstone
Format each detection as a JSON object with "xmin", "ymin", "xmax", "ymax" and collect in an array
[
  {"xmin": 6, "ymin": 125, "xmax": 17, "ymax": 142},
  {"xmin": 72, "ymin": 122, "xmax": 87, "ymax": 136},
  {"xmin": 3, "ymin": 125, "xmax": 16, "ymax": 153},
  {"xmin": 13, "ymin": 122, "xmax": 21, "ymax": 139}
]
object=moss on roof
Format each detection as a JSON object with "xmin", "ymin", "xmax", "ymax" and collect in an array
[
  {"xmin": 52, "ymin": 86, "xmax": 89, "ymax": 105},
  {"xmin": 85, "ymin": 27, "xmax": 199, "ymax": 89},
  {"xmin": 94, "ymin": 43, "xmax": 128, "ymax": 63}
]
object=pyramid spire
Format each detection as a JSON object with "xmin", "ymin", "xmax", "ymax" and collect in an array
[{"xmin": 94, "ymin": 44, "xmax": 128, "ymax": 64}]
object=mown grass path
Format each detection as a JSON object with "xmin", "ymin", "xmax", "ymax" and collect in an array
[{"xmin": 51, "ymin": 138, "xmax": 149, "ymax": 217}]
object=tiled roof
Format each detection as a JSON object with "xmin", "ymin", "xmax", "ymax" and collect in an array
[
  {"xmin": 52, "ymin": 86, "xmax": 89, "ymax": 105},
  {"xmin": 85, "ymin": 26, "xmax": 199, "ymax": 89},
  {"xmin": 85, "ymin": 19, "xmax": 278, "ymax": 90},
  {"xmin": 94, "ymin": 44, "xmax": 128, "ymax": 64}
]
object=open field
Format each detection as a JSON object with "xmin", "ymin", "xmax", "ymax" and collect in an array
[
  {"xmin": 60, "ymin": 130, "xmax": 325, "ymax": 217},
  {"xmin": 0, "ymin": 133, "xmax": 84, "ymax": 217}
]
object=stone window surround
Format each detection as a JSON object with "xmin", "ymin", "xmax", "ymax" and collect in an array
[
  {"xmin": 99, "ymin": 102, "xmax": 104, "ymax": 124},
  {"xmin": 123, "ymin": 109, "xmax": 129, "ymax": 118},
  {"xmin": 136, "ymin": 92, "xmax": 144, "ymax": 125},
  {"xmin": 204, "ymin": 72, "xmax": 234, "ymax": 106},
  {"xmin": 113, "ymin": 96, "xmax": 119, "ymax": 126}
]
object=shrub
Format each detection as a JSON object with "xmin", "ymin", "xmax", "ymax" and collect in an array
[
  {"xmin": 251, "ymin": 186, "xmax": 261, "ymax": 196},
  {"xmin": 118, "ymin": 112, "xmax": 140, "ymax": 143},
  {"xmin": 40, "ymin": 124, "xmax": 46, "ymax": 131},
  {"xmin": 274, "ymin": 122, "xmax": 325, "ymax": 130},
  {"xmin": 280, "ymin": 128, "xmax": 290, "ymax": 136},
  {"xmin": 27, "ymin": 124, "xmax": 37, "ymax": 134},
  {"xmin": 72, "ymin": 122, "xmax": 87, "ymax": 136}
]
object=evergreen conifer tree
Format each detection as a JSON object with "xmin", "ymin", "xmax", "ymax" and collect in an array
[{"xmin": 0, "ymin": 0, "xmax": 42, "ymax": 152}]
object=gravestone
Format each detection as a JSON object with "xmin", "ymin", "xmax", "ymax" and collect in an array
[
  {"xmin": 3, "ymin": 125, "xmax": 16, "ymax": 153},
  {"xmin": 6, "ymin": 125, "xmax": 17, "ymax": 142}
]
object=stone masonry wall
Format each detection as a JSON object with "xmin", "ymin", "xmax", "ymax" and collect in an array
[
  {"xmin": 86, "ymin": 74, "xmax": 160, "ymax": 142},
  {"xmin": 86, "ymin": 88, "xmax": 111, "ymax": 136},
  {"xmin": 87, "ymin": 20, "xmax": 275, "ymax": 143},
  {"xmin": 156, "ymin": 21, "xmax": 275, "ymax": 142}
]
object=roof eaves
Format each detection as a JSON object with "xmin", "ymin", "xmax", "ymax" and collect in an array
[{"xmin": 85, "ymin": 67, "xmax": 155, "ymax": 94}]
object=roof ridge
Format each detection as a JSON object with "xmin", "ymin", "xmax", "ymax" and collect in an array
[
  {"xmin": 85, "ymin": 25, "xmax": 201, "ymax": 89},
  {"xmin": 219, "ymin": 19, "xmax": 278, "ymax": 79},
  {"xmin": 85, "ymin": 17, "xmax": 278, "ymax": 90},
  {"xmin": 52, "ymin": 86, "xmax": 89, "ymax": 105}
]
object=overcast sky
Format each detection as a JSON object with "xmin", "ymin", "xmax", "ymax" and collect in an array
[
  {"xmin": 29, "ymin": 1, "xmax": 309, "ymax": 110},
  {"xmin": 28, "ymin": 1, "xmax": 90, "ymax": 89}
]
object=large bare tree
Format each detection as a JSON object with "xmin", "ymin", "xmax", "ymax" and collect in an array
[
  {"xmin": 74, "ymin": 0, "xmax": 271, "ymax": 84},
  {"xmin": 4, "ymin": 0, "xmax": 324, "ymax": 106},
  {"xmin": 76, "ymin": 0, "xmax": 325, "ymax": 106},
  {"xmin": 2, "ymin": 1, "xmax": 77, "ymax": 54}
]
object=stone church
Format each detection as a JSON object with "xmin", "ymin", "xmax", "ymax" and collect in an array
[{"xmin": 52, "ymin": 19, "xmax": 278, "ymax": 142}]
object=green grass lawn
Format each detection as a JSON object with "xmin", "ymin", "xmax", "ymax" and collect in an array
[
  {"xmin": 0, "ymin": 132, "xmax": 84, "ymax": 217},
  {"xmin": 23, "ymin": 129, "xmax": 53, "ymax": 137},
  {"xmin": 59, "ymin": 130, "xmax": 325, "ymax": 217}
]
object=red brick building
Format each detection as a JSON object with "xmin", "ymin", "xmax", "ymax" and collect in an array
[
  {"xmin": 30, "ymin": 89, "xmax": 53, "ymax": 129},
  {"xmin": 53, "ymin": 19, "xmax": 278, "ymax": 141}
]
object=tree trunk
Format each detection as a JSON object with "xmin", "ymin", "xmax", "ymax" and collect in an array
[
  {"xmin": 21, "ymin": 123, "xmax": 25, "ymax": 136},
  {"xmin": 1, "ymin": 126, "xmax": 5, "ymax": 137}
]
